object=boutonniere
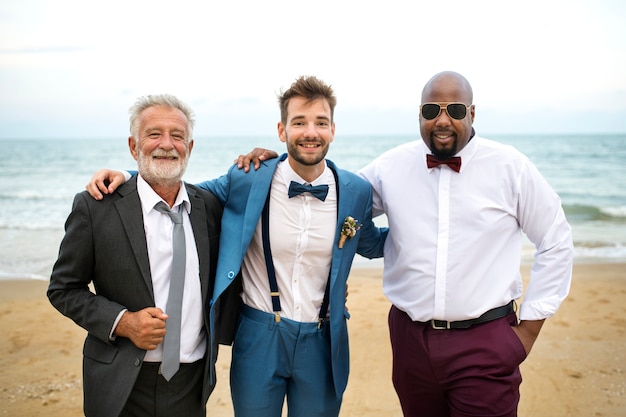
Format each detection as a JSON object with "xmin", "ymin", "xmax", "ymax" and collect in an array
[{"xmin": 339, "ymin": 216, "xmax": 362, "ymax": 249}]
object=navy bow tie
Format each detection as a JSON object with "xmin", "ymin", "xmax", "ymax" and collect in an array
[
  {"xmin": 288, "ymin": 181, "xmax": 329, "ymax": 201},
  {"xmin": 426, "ymin": 154, "xmax": 462, "ymax": 172}
]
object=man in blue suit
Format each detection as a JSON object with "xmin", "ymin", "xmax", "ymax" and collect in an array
[{"xmin": 87, "ymin": 76, "xmax": 387, "ymax": 417}]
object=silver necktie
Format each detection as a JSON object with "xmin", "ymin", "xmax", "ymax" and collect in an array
[{"xmin": 154, "ymin": 201, "xmax": 186, "ymax": 381}]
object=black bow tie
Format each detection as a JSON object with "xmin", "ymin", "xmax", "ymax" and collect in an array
[
  {"xmin": 426, "ymin": 154, "xmax": 462, "ymax": 172},
  {"xmin": 288, "ymin": 181, "xmax": 329, "ymax": 201}
]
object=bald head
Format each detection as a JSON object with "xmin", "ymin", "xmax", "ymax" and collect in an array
[{"xmin": 421, "ymin": 71, "xmax": 473, "ymax": 104}]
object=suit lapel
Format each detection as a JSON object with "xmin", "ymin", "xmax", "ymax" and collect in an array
[
  {"xmin": 115, "ymin": 178, "xmax": 153, "ymax": 297},
  {"xmin": 328, "ymin": 161, "xmax": 350, "ymax": 291},
  {"xmin": 186, "ymin": 185, "xmax": 211, "ymax": 303},
  {"xmin": 240, "ymin": 155, "xmax": 286, "ymax": 253}
]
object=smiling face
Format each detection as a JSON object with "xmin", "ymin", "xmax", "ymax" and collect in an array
[
  {"xmin": 278, "ymin": 96, "xmax": 335, "ymax": 181},
  {"xmin": 419, "ymin": 72, "xmax": 475, "ymax": 159},
  {"xmin": 129, "ymin": 105, "xmax": 193, "ymax": 188}
]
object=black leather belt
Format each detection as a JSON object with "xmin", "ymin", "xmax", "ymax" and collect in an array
[
  {"xmin": 141, "ymin": 359, "xmax": 205, "ymax": 375},
  {"xmin": 428, "ymin": 301, "xmax": 515, "ymax": 330}
]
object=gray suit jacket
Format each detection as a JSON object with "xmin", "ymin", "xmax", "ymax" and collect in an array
[{"xmin": 47, "ymin": 177, "xmax": 222, "ymax": 417}]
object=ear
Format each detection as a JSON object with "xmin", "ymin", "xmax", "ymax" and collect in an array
[
  {"xmin": 188, "ymin": 139, "xmax": 194, "ymax": 155},
  {"xmin": 128, "ymin": 136, "xmax": 139, "ymax": 161},
  {"xmin": 277, "ymin": 122, "xmax": 286, "ymax": 143},
  {"xmin": 330, "ymin": 122, "xmax": 336, "ymax": 143},
  {"xmin": 469, "ymin": 104, "xmax": 475, "ymax": 123}
]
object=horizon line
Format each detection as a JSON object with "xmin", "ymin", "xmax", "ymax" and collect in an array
[{"xmin": 3, "ymin": 132, "xmax": 626, "ymax": 141}]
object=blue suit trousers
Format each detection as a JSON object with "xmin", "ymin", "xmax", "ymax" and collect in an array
[{"xmin": 231, "ymin": 305, "xmax": 342, "ymax": 417}]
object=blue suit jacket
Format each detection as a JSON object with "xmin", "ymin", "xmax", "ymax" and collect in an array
[{"xmin": 201, "ymin": 154, "xmax": 387, "ymax": 397}]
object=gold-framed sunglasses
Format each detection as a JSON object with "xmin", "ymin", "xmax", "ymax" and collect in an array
[{"xmin": 420, "ymin": 103, "xmax": 472, "ymax": 120}]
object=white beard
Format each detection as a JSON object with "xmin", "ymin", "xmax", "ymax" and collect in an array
[{"xmin": 137, "ymin": 148, "xmax": 189, "ymax": 187}]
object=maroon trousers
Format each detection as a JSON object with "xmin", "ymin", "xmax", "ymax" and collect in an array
[{"xmin": 388, "ymin": 306, "xmax": 527, "ymax": 417}]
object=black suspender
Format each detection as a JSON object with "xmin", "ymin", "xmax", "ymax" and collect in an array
[{"xmin": 261, "ymin": 191, "xmax": 283, "ymax": 322}]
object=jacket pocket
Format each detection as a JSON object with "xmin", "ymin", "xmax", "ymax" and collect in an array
[{"xmin": 83, "ymin": 334, "xmax": 119, "ymax": 364}]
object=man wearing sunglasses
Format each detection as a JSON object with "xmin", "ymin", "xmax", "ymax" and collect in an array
[{"xmin": 357, "ymin": 71, "xmax": 573, "ymax": 417}]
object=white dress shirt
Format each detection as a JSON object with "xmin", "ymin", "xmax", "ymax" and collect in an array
[
  {"xmin": 137, "ymin": 175, "xmax": 205, "ymax": 363},
  {"xmin": 241, "ymin": 159, "xmax": 337, "ymax": 322},
  {"xmin": 358, "ymin": 135, "xmax": 573, "ymax": 322}
]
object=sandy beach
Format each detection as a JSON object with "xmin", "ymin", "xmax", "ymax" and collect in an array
[{"xmin": 1, "ymin": 263, "xmax": 624, "ymax": 416}]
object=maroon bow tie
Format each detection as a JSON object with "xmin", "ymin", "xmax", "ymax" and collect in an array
[{"xmin": 426, "ymin": 154, "xmax": 462, "ymax": 172}]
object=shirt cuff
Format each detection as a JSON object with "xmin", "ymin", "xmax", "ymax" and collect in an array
[
  {"xmin": 519, "ymin": 296, "xmax": 562, "ymax": 321},
  {"xmin": 109, "ymin": 309, "xmax": 127, "ymax": 341}
]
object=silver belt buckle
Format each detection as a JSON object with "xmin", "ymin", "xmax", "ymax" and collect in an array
[{"xmin": 430, "ymin": 319, "xmax": 451, "ymax": 330}]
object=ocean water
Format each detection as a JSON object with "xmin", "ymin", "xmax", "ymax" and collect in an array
[{"xmin": 1, "ymin": 134, "xmax": 625, "ymax": 280}]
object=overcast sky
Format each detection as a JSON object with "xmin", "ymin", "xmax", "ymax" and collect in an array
[{"xmin": 1, "ymin": 0, "xmax": 625, "ymax": 139}]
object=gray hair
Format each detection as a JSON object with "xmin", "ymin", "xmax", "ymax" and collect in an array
[{"xmin": 128, "ymin": 94, "xmax": 195, "ymax": 139}]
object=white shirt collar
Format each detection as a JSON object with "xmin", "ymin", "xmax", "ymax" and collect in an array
[
  {"xmin": 421, "ymin": 134, "xmax": 480, "ymax": 172},
  {"xmin": 278, "ymin": 157, "xmax": 333, "ymax": 188},
  {"xmin": 136, "ymin": 174, "xmax": 191, "ymax": 215}
]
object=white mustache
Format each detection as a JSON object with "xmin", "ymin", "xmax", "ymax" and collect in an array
[{"xmin": 151, "ymin": 150, "xmax": 180, "ymax": 159}]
